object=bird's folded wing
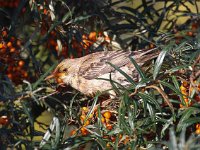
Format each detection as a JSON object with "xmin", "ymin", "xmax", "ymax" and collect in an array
[{"xmin": 79, "ymin": 50, "xmax": 132, "ymax": 80}]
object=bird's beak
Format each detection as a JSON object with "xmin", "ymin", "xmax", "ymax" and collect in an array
[{"xmin": 45, "ymin": 73, "xmax": 55, "ymax": 81}]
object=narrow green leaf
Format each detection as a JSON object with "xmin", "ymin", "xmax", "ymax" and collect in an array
[
  {"xmin": 85, "ymin": 95, "xmax": 99, "ymax": 122},
  {"xmin": 153, "ymin": 47, "xmax": 170, "ymax": 79},
  {"xmin": 172, "ymin": 76, "xmax": 184, "ymax": 102},
  {"xmin": 138, "ymin": 92, "xmax": 161, "ymax": 111},
  {"xmin": 159, "ymin": 80, "xmax": 183, "ymax": 96},
  {"xmin": 129, "ymin": 56, "xmax": 146, "ymax": 80},
  {"xmin": 177, "ymin": 107, "xmax": 200, "ymax": 132},
  {"xmin": 107, "ymin": 62, "xmax": 136, "ymax": 87},
  {"xmin": 109, "ymin": 73, "xmax": 121, "ymax": 95}
]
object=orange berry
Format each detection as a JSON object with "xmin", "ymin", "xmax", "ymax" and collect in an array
[
  {"xmin": 7, "ymin": 42, "xmax": 12, "ymax": 48},
  {"xmin": 180, "ymin": 85, "xmax": 187, "ymax": 92},
  {"xmin": 23, "ymin": 71, "xmax": 28, "ymax": 78},
  {"xmin": 55, "ymin": 45, "xmax": 59, "ymax": 51},
  {"xmin": 196, "ymin": 128, "xmax": 200, "ymax": 134},
  {"xmin": 83, "ymin": 120, "xmax": 90, "ymax": 126},
  {"xmin": 82, "ymin": 107, "xmax": 89, "ymax": 112},
  {"xmin": 106, "ymin": 143, "xmax": 111, "ymax": 148},
  {"xmin": 56, "ymin": 78, "xmax": 63, "ymax": 84},
  {"xmin": 82, "ymin": 34, "xmax": 88, "ymax": 39},
  {"xmin": 81, "ymin": 127, "xmax": 88, "ymax": 135},
  {"xmin": 149, "ymin": 43, "xmax": 155, "ymax": 48},
  {"xmin": 0, "ymin": 43, "xmax": 6, "ymax": 49},
  {"xmin": 187, "ymin": 31, "xmax": 193, "ymax": 37},
  {"xmin": 95, "ymin": 111, "xmax": 99, "ymax": 117},
  {"xmin": 196, "ymin": 124, "xmax": 200, "ymax": 129},
  {"xmin": 184, "ymin": 98, "xmax": 189, "ymax": 102},
  {"xmin": 88, "ymin": 114, "xmax": 93, "ymax": 119},
  {"xmin": 18, "ymin": 60, "xmax": 25, "ymax": 67},
  {"xmin": 182, "ymin": 81, "xmax": 188, "ymax": 87},
  {"xmin": 182, "ymin": 91, "xmax": 188, "ymax": 96},
  {"xmin": 0, "ymin": 116, "xmax": 9, "ymax": 125},
  {"xmin": 7, "ymin": 73, "xmax": 12, "ymax": 79},
  {"xmin": 103, "ymin": 111, "xmax": 111, "ymax": 119},
  {"xmin": 111, "ymin": 136, "xmax": 116, "ymax": 142},
  {"xmin": 43, "ymin": 8, "xmax": 48, "ymax": 15},
  {"xmin": 82, "ymin": 39, "xmax": 91, "ymax": 49},
  {"xmin": 16, "ymin": 40, "xmax": 21, "ymax": 46},
  {"xmin": 179, "ymin": 104, "xmax": 183, "ymax": 108},
  {"xmin": 88, "ymin": 32, "xmax": 97, "ymax": 41},
  {"xmin": 0, "ymin": 43, "xmax": 3, "ymax": 49},
  {"xmin": 119, "ymin": 134, "xmax": 122, "ymax": 139},
  {"xmin": 101, "ymin": 117, "xmax": 105, "ymax": 123},
  {"xmin": 106, "ymin": 124, "xmax": 113, "ymax": 130},
  {"xmin": 10, "ymin": 47, "xmax": 16, "ymax": 53},
  {"xmin": 80, "ymin": 115, "xmax": 86, "ymax": 121},
  {"xmin": 70, "ymin": 129, "xmax": 77, "ymax": 136},
  {"xmin": 123, "ymin": 136, "xmax": 130, "ymax": 144}
]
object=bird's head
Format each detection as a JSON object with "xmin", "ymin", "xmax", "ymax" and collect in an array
[{"xmin": 45, "ymin": 59, "xmax": 76, "ymax": 85}]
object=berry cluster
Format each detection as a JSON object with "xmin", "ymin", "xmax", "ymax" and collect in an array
[
  {"xmin": 47, "ymin": 31, "xmax": 111, "ymax": 59},
  {"xmin": 0, "ymin": 29, "xmax": 28, "ymax": 85},
  {"xmin": 179, "ymin": 81, "xmax": 200, "ymax": 108},
  {"xmin": 70, "ymin": 107, "xmax": 114, "ymax": 136},
  {"xmin": 69, "ymin": 106, "xmax": 130, "ymax": 147}
]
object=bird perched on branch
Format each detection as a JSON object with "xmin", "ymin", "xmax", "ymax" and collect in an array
[{"xmin": 46, "ymin": 49, "xmax": 159, "ymax": 97}]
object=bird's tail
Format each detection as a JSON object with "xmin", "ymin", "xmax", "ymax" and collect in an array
[{"xmin": 133, "ymin": 47, "xmax": 160, "ymax": 63}]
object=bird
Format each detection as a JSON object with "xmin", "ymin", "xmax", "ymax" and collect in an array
[{"xmin": 45, "ymin": 49, "xmax": 159, "ymax": 97}]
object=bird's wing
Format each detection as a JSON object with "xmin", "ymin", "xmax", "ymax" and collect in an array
[{"xmin": 79, "ymin": 50, "xmax": 132, "ymax": 80}]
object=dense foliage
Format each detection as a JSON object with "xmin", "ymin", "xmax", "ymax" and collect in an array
[{"xmin": 0, "ymin": 0, "xmax": 200, "ymax": 149}]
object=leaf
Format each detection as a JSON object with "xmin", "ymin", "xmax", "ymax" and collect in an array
[
  {"xmin": 62, "ymin": 7, "xmax": 74, "ymax": 23},
  {"xmin": 169, "ymin": 127, "xmax": 178, "ymax": 150},
  {"xmin": 177, "ymin": 107, "xmax": 200, "ymax": 132},
  {"xmin": 109, "ymin": 73, "xmax": 121, "ymax": 95},
  {"xmin": 107, "ymin": 62, "xmax": 136, "ymax": 87},
  {"xmin": 153, "ymin": 46, "xmax": 170, "ymax": 79},
  {"xmin": 171, "ymin": 76, "xmax": 185, "ymax": 103},
  {"xmin": 97, "ymin": 77, "xmax": 127, "ymax": 91},
  {"xmin": 85, "ymin": 95, "xmax": 99, "ymax": 123},
  {"xmin": 165, "ymin": 65, "xmax": 188, "ymax": 74},
  {"xmin": 74, "ymin": 15, "xmax": 93, "ymax": 23},
  {"xmin": 129, "ymin": 56, "xmax": 146, "ymax": 80},
  {"xmin": 138, "ymin": 92, "xmax": 161, "ymax": 111}
]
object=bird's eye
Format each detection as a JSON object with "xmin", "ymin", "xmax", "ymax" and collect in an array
[{"xmin": 62, "ymin": 68, "xmax": 68, "ymax": 72}]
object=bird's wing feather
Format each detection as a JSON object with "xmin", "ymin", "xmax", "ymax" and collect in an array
[{"xmin": 79, "ymin": 50, "xmax": 132, "ymax": 79}]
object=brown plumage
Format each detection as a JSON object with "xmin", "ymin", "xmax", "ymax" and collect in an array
[{"xmin": 46, "ymin": 49, "xmax": 159, "ymax": 96}]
